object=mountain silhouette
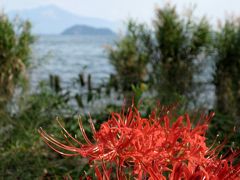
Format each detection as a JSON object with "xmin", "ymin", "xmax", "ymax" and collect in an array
[{"xmin": 8, "ymin": 5, "xmax": 117, "ymax": 34}]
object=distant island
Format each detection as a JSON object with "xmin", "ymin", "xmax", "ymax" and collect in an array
[{"xmin": 62, "ymin": 25, "xmax": 115, "ymax": 35}]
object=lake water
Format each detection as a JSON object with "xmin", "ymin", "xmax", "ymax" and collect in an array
[
  {"xmin": 29, "ymin": 35, "xmax": 215, "ymax": 109},
  {"xmin": 30, "ymin": 35, "xmax": 116, "ymax": 90}
]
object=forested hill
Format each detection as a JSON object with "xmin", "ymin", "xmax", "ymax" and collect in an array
[{"xmin": 62, "ymin": 25, "xmax": 115, "ymax": 35}]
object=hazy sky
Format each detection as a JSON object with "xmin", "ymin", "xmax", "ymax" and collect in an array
[{"xmin": 1, "ymin": 0, "xmax": 240, "ymax": 23}]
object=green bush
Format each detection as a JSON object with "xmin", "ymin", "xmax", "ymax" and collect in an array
[
  {"xmin": 214, "ymin": 20, "xmax": 240, "ymax": 117},
  {"xmin": 0, "ymin": 13, "xmax": 34, "ymax": 108},
  {"xmin": 107, "ymin": 20, "xmax": 152, "ymax": 102},
  {"xmin": 152, "ymin": 5, "xmax": 212, "ymax": 106},
  {"xmin": 108, "ymin": 5, "xmax": 212, "ymax": 108}
]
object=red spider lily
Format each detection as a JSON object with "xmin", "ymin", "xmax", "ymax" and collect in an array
[{"xmin": 39, "ymin": 106, "xmax": 240, "ymax": 179}]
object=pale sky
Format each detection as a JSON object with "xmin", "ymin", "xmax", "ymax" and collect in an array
[{"xmin": 1, "ymin": 0, "xmax": 240, "ymax": 23}]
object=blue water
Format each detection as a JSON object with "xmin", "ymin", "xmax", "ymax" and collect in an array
[
  {"xmin": 30, "ymin": 35, "xmax": 116, "ymax": 89},
  {"xmin": 29, "ymin": 35, "xmax": 215, "ymax": 109}
]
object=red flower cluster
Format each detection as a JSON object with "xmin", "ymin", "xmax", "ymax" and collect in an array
[{"xmin": 39, "ymin": 106, "xmax": 240, "ymax": 179}]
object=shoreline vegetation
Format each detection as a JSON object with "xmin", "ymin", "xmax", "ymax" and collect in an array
[{"xmin": 1, "ymin": 4, "xmax": 240, "ymax": 179}]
